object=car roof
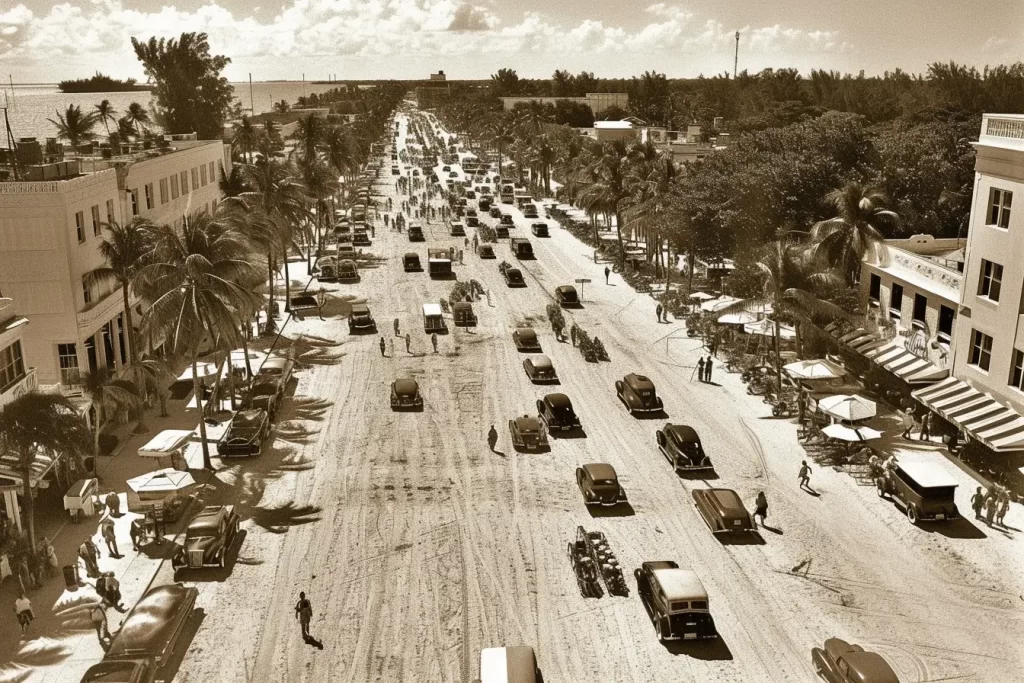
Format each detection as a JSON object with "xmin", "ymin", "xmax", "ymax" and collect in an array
[
  {"xmin": 514, "ymin": 416, "xmax": 541, "ymax": 431},
  {"xmin": 423, "ymin": 303, "xmax": 443, "ymax": 315},
  {"xmin": 842, "ymin": 652, "xmax": 900, "ymax": 682},
  {"xmin": 625, "ymin": 373, "xmax": 655, "ymax": 390},
  {"xmin": 530, "ymin": 355, "xmax": 552, "ymax": 368},
  {"xmin": 404, "ymin": 252, "xmax": 419, "ymax": 258},
  {"xmin": 515, "ymin": 327, "xmax": 536, "ymax": 339},
  {"xmin": 896, "ymin": 461, "xmax": 959, "ymax": 489},
  {"xmin": 667, "ymin": 424, "xmax": 700, "ymax": 442},
  {"xmin": 394, "ymin": 378, "xmax": 418, "ymax": 394},
  {"xmin": 453, "ymin": 302, "xmax": 473, "ymax": 310},
  {"xmin": 582, "ymin": 463, "xmax": 617, "ymax": 481},
  {"xmin": 351, "ymin": 303, "xmax": 370, "ymax": 314},
  {"xmin": 105, "ymin": 584, "xmax": 197, "ymax": 658},
  {"xmin": 544, "ymin": 393, "xmax": 571, "ymax": 408},
  {"xmin": 699, "ymin": 488, "xmax": 746, "ymax": 513},
  {"xmin": 480, "ymin": 244, "xmax": 494, "ymax": 251},
  {"xmin": 651, "ymin": 568, "xmax": 707, "ymax": 601},
  {"xmin": 556, "ymin": 285, "xmax": 577, "ymax": 294},
  {"xmin": 189, "ymin": 505, "xmax": 230, "ymax": 532}
]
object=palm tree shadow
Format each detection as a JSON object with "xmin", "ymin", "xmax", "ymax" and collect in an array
[
  {"xmin": 285, "ymin": 334, "xmax": 346, "ymax": 367},
  {"xmin": 245, "ymin": 501, "xmax": 323, "ymax": 534},
  {"xmin": 279, "ymin": 396, "xmax": 333, "ymax": 422}
]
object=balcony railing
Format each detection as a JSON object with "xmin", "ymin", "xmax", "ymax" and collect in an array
[{"xmin": 0, "ymin": 367, "xmax": 37, "ymax": 409}]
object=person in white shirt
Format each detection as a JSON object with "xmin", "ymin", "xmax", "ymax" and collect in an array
[{"xmin": 14, "ymin": 592, "xmax": 33, "ymax": 635}]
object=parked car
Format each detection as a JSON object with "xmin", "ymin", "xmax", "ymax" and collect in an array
[
  {"xmin": 256, "ymin": 356, "xmax": 294, "ymax": 397},
  {"xmin": 504, "ymin": 267, "xmax": 526, "ymax": 287},
  {"xmin": 537, "ymin": 393, "xmax": 581, "ymax": 432},
  {"xmin": 812, "ymin": 638, "xmax": 900, "ymax": 683},
  {"xmin": 217, "ymin": 409, "xmax": 271, "ymax": 457},
  {"xmin": 348, "ymin": 303, "xmax": 376, "ymax": 333},
  {"xmin": 450, "ymin": 222, "xmax": 466, "ymax": 236},
  {"xmin": 391, "ymin": 378, "xmax": 423, "ymax": 410},
  {"xmin": 692, "ymin": 489, "xmax": 754, "ymax": 534},
  {"xmin": 523, "ymin": 355, "xmax": 558, "ymax": 383},
  {"xmin": 555, "ymin": 285, "xmax": 580, "ymax": 307},
  {"xmin": 496, "ymin": 225, "xmax": 509, "ymax": 239},
  {"xmin": 391, "ymin": 166, "xmax": 400, "ymax": 175},
  {"xmin": 171, "ymin": 505, "xmax": 240, "ymax": 572},
  {"xmin": 508, "ymin": 415, "xmax": 549, "ymax": 451},
  {"xmin": 616, "ymin": 373, "xmax": 664, "ymax": 414},
  {"xmin": 510, "ymin": 238, "xmax": 534, "ymax": 259},
  {"xmin": 531, "ymin": 222, "xmax": 549, "ymax": 237},
  {"xmin": 244, "ymin": 378, "xmax": 281, "ymax": 421},
  {"xmin": 876, "ymin": 461, "xmax": 959, "ymax": 523},
  {"xmin": 656, "ymin": 424, "xmax": 712, "ymax": 472},
  {"xmin": 408, "ymin": 225, "xmax": 425, "ymax": 241},
  {"xmin": 513, "ymin": 327, "xmax": 541, "ymax": 352},
  {"xmin": 522, "ymin": 204, "xmax": 538, "ymax": 219},
  {"xmin": 576, "ymin": 463, "xmax": 626, "ymax": 506},
  {"xmin": 80, "ymin": 584, "xmax": 199, "ymax": 683},
  {"xmin": 452, "ymin": 301, "xmax": 477, "ymax": 327},
  {"xmin": 489, "ymin": 206, "xmax": 503, "ymax": 218},
  {"xmin": 352, "ymin": 230, "xmax": 371, "ymax": 246},
  {"xmin": 500, "ymin": 214, "xmax": 514, "ymax": 226},
  {"xmin": 635, "ymin": 562, "xmax": 717, "ymax": 642},
  {"xmin": 404, "ymin": 252, "xmax": 422, "ymax": 271},
  {"xmin": 337, "ymin": 259, "xmax": 359, "ymax": 282},
  {"xmin": 478, "ymin": 244, "xmax": 496, "ymax": 259}
]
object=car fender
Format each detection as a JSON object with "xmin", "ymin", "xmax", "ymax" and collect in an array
[
  {"xmin": 536, "ymin": 399, "xmax": 545, "ymax": 415},
  {"xmin": 656, "ymin": 430, "xmax": 666, "ymax": 447}
]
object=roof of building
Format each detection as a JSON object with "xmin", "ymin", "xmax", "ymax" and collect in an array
[
  {"xmin": 864, "ymin": 243, "xmax": 961, "ymax": 303},
  {"xmin": 594, "ymin": 121, "xmax": 634, "ymax": 130}
]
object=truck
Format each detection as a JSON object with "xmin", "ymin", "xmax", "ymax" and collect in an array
[
  {"xmin": 422, "ymin": 303, "xmax": 447, "ymax": 332},
  {"xmin": 876, "ymin": 461, "xmax": 960, "ymax": 523},
  {"xmin": 510, "ymin": 238, "xmax": 534, "ymax": 259},
  {"xmin": 428, "ymin": 248, "xmax": 452, "ymax": 278}
]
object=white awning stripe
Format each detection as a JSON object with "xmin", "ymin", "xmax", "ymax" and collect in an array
[{"xmin": 913, "ymin": 377, "xmax": 1024, "ymax": 452}]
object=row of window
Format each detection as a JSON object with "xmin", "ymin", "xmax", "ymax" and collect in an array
[
  {"xmin": 867, "ymin": 274, "xmax": 955, "ymax": 340},
  {"xmin": 968, "ymin": 329, "xmax": 1024, "ymax": 395},
  {"xmin": 75, "ymin": 199, "xmax": 116, "ymax": 244},
  {"xmin": 128, "ymin": 160, "xmax": 218, "ymax": 217}
]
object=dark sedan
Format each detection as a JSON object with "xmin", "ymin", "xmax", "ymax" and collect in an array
[
  {"xmin": 812, "ymin": 638, "xmax": 900, "ymax": 683},
  {"xmin": 513, "ymin": 327, "xmax": 541, "ymax": 352},
  {"xmin": 172, "ymin": 505, "xmax": 240, "ymax": 572},
  {"xmin": 523, "ymin": 355, "xmax": 558, "ymax": 383},
  {"xmin": 508, "ymin": 415, "xmax": 549, "ymax": 451},
  {"xmin": 537, "ymin": 393, "xmax": 581, "ymax": 432},
  {"xmin": 616, "ymin": 373, "xmax": 664, "ymax": 415},
  {"xmin": 504, "ymin": 267, "xmax": 526, "ymax": 287},
  {"xmin": 692, "ymin": 488, "xmax": 754, "ymax": 534},
  {"xmin": 576, "ymin": 463, "xmax": 627, "ymax": 506},
  {"xmin": 217, "ymin": 409, "xmax": 271, "ymax": 457},
  {"xmin": 555, "ymin": 285, "xmax": 580, "ymax": 307},
  {"xmin": 656, "ymin": 424, "xmax": 712, "ymax": 472},
  {"xmin": 391, "ymin": 378, "xmax": 423, "ymax": 410},
  {"xmin": 478, "ymin": 244, "xmax": 496, "ymax": 259}
]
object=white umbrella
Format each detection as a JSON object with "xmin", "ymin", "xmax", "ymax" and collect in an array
[
  {"xmin": 743, "ymin": 319, "xmax": 796, "ymax": 339},
  {"xmin": 126, "ymin": 468, "xmax": 196, "ymax": 496},
  {"xmin": 822, "ymin": 424, "xmax": 883, "ymax": 442},
  {"xmin": 718, "ymin": 310, "xmax": 761, "ymax": 325},
  {"xmin": 700, "ymin": 295, "xmax": 741, "ymax": 312},
  {"xmin": 137, "ymin": 430, "xmax": 194, "ymax": 458},
  {"xmin": 818, "ymin": 394, "xmax": 877, "ymax": 422},
  {"xmin": 689, "ymin": 291, "xmax": 715, "ymax": 301},
  {"xmin": 784, "ymin": 358, "xmax": 847, "ymax": 380}
]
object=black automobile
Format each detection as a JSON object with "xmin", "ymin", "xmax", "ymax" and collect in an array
[
  {"xmin": 408, "ymin": 225, "xmax": 425, "ymax": 241},
  {"xmin": 656, "ymin": 423, "xmax": 713, "ymax": 472},
  {"xmin": 531, "ymin": 222, "xmax": 549, "ymax": 237},
  {"xmin": 404, "ymin": 252, "xmax": 422, "ymax": 271},
  {"xmin": 616, "ymin": 373, "xmax": 664, "ymax": 415},
  {"xmin": 504, "ymin": 267, "xmax": 526, "ymax": 287},
  {"xmin": 478, "ymin": 244, "xmax": 496, "ymax": 259},
  {"xmin": 244, "ymin": 378, "xmax": 281, "ymax": 421},
  {"xmin": 555, "ymin": 285, "xmax": 580, "ymax": 307},
  {"xmin": 391, "ymin": 378, "xmax": 423, "ymax": 410},
  {"xmin": 171, "ymin": 505, "xmax": 241, "ymax": 573},
  {"xmin": 508, "ymin": 415, "xmax": 549, "ymax": 451},
  {"xmin": 537, "ymin": 393, "xmax": 581, "ymax": 432},
  {"xmin": 496, "ymin": 225, "xmax": 509, "ymax": 239},
  {"xmin": 513, "ymin": 327, "xmax": 542, "ymax": 352},
  {"xmin": 500, "ymin": 214, "xmax": 514, "ymax": 226},
  {"xmin": 217, "ymin": 409, "xmax": 271, "ymax": 457},
  {"xmin": 489, "ymin": 206, "xmax": 502, "ymax": 218},
  {"xmin": 576, "ymin": 463, "xmax": 627, "ymax": 506},
  {"xmin": 348, "ymin": 303, "xmax": 376, "ymax": 333},
  {"xmin": 523, "ymin": 355, "xmax": 558, "ymax": 383}
]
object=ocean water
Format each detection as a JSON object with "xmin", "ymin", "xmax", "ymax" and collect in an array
[{"xmin": 0, "ymin": 81, "xmax": 345, "ymax": 142}]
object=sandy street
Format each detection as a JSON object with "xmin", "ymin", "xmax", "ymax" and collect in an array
[{"xmin": 163, "ymin": 108, "xmax": 1024, "ymax": 683}]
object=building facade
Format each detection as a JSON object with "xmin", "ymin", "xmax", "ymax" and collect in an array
[
  {"xmin": 0, "ymin": 139, "xmax": 228, "ymax": 386},
  {"xmin": 499, "ymin": 92, "xmax": 628, "ymax": 115}
]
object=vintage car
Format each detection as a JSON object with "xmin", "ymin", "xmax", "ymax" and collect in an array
[
  {"xmin": 391, "ymin": 378, "xmax": 423, "ymax": 410},
  {"xmin": 510, "ymin": 238, "xmax": 533, "ymax": 260},
  {"xmin": 80, "ymin": 583, "xmax": 198, "ymax": 683},
  {"xmin": 522, "ymin": 204, "xmax": 539, "ymax": 219},
  {"xmin": 450, "ymin": 222, "xmax": 466, "ymax": 236},
  {"xmin": 466, "ymin": 190, "xmax": 477, "ymax": 199},
  {"xmin": 478, "ymin": 244, "xmax": 496, "ymax": 259},
  {"xmin": 635, "ymin": 562, "xmax": 717, "ymax": 642},
  {"xmin": 452, "ymin": 301, "xmax": 478, "ymax": 327},
  {"xmin": 508, "ymin": 415, "xmax": 549, "ymax": 451},
  {"xmin": 500, "ymin": 214, "xmax": 514, "ymax": 226},
  {"xmin": 504, "ymin": 267, "xmax": 526, "ymax": 287},
  {"xmin": 391, "ymin": 166, "xmax": 400, "ymax": 175},
  {"xmin": 812, "ymin": 638, "xmax": 900, "ymax": 683},
  {"xmin": 693, "ymin": 489, "xmax": 754, "ymax": 534},
  {"xmin": 537, "ymin": 393, "xmax": 581, "ymax": 432},
  {"xmin": 448, "ymin": 171, "xmax": 459, "ymax": 179},
  {"xmin": 408, "ymin": 225, "xmax": 425, "ymax": 241},
  {"xmin": 171, "ymin": 505, "xmax": 241, "ymax": 572},
  {"xmin": 479, "ymin": 197, "xmax": 493, "ymax": 211},
  {"xmin": 217, "ymin": 409, "xmax": 271, "ymax": 457},
  {"xmin": 489, "ymin": 206, "xmax": 503, "ymax": 218},
  {"xmin": 656, "ymin": 424, "xmax": 713, "ymax": 472},
  {"xmin": 531, "ymin": 222, "xmax": 549, "ymax": 237},
  {"xmin": 513, "ymin": 327, "xmax": 542, "ymax": 352},
  {"xmin": 404, "ymin": 252, "xmax": 422, "ymax": 271},
  {"xmin": 244, "ymin": 378, "xmax": 281, "ymax": 421},
  {"xmin": 616, "ymin": 373, "xmax": 665, "ymax": 415},
  {"xmin": 316, "ymin": 256, "xmax": 338, "ymax": 282},
  {"xmin": 348, "ymin": 303, "xmax": 376, "ymax": 333},
  {"xmin": 256, "ymin": 356, "xmax": 294, "ymax": 397},
  {"xmin": 496, "ymin": 225, "xmax": 510, "ymax": 239},
  {"xmin": 576, "ymin": 463, "xmax": 627, "ymax": 506},
  {"xmin": 352, "ymin": 230, "xmax": 371, "ymax": 246},
  {"xmin": 523, "ymin": 355, "xmax": 558, "ymax": 383},
  {"xmin": 876, "ymin": 461, "xmax": 959, "ymax": 523},
  {"xmin": 442, "ymin": 165, "xmax": 451, "ymax": 172},
  {"xmin": 555, "ymin": 285, "xmax": 580, "ymax": 307},
  {"xmin": 337, "ymin": 259, "xmax": 359, "ymax": 282}
]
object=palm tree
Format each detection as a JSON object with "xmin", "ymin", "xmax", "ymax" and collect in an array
[
  {"xmin": 811, "ymin": 183, "xmax": 900, "ymax": 284},
  {"xmin": 299, "ymin": 160, "xmax": 340, "ymax": 265},
  {"xmin": 291, "ymin": 113, "xmax": 325, "ymax": 167},
  {"xmin": 81, "ymin": 367, "xmax": 140, "ymax": 460},
  {"xmin": 137, "ymin": 355, "xmax": 177, "ymax": 418},
  {"xmin": 576, "ymin": 139, "xmax": 636, "ymax": 270},
  {"xmin": 94, "ymin": 99, "xmax": 118, "ymax": 136},
  {"xmin": 219, "ymin": 165, "xmax": 249, "ymax": 199},
  {"xmin": 48, "ymin": 104, "xmax": 97, "ymax": 148},
  {"xmin": 0, "ymin": 392, "xmax": 91, "ymax": 550},
  {"xmin": 274, "ymin": 100, "xmax": 291, "ymax": 113},
  {"xmin": 126, "ymin": 102, "xmax": 150, "ymax": 137},
  {"xmin": 137, "ymin": 210, "xmax": 260, "ymax": 469},
  {"xmin": 324, "ymin": 125, "xmax": 356, "ymax": 184},
  {"xmin": 233, "ymin": 116, "xmax": 260, "ymax": 164},
  {"xmin": 86, "ymin": 218, "xmax": 152, "ymax": 427}
]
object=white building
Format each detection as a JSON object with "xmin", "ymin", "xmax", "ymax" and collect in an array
[
  {"xmin": 499, "ymin": 93, "xmax": 628, "ymax": 115},
  {"xmin": 0, "ymin": 296, "xmax": 33, "ymax": 528},
  {"xmin": 0, "ymin": 138, "xmax": 229, "ymax": 387}
]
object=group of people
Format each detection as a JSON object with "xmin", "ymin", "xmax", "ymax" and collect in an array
[
  {"xmin": 971, "ymin": 485, "xmax": 1012, "ymax": 527},
  {"xmin": 900, "ymin": 405, "xmax": 932, "ymax": 441},
  {"xmin": 695, "ymin": 356, "xmax": 715, "ymax": 383}
]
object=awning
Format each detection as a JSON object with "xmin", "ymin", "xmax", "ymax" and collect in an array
[
  {"xmin": 913, "ymin": 377, "xmax": 1024, "ymax": 452},
  {"xmin": 863, "ymin": 343, "xmax": 949, "ymax": 385}
]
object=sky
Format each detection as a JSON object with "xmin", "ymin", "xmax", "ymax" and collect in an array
[{"xmin": 0, "ymin": 0, "xmax": 1021, "ymax": 83}]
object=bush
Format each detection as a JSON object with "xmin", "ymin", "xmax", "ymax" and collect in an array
[
  {"xmin": 479, "ymin": 224, "xmax": 497, "ymax": 243},
  {"xmin": 571, "ymin": 323, "xmax": 609, "ymax": 362},
  {"xmin": 448, "ymin": 281, "xmax": 474, "ymax": 306}
]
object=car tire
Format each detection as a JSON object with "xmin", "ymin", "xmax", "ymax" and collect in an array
[
  {"xmin": 655, "ymin": 618, "xmax": 666, "ymax": 643},
  {"xmin": 218, "ymin": 550, "xmax": 225, "ymax": 568},
  {"xmin": 907, "ymin": 504, "xmax": 919, "ymax": 524}
]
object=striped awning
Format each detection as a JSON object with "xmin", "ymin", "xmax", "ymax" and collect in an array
[
  {"xmin": 863, "ymin": 343, "xmax": 950, "ymax": 385},
  {"xmin": 913, "ymin": 377, "xmax": 1024, "ymax": 452},
  {"xmin": 834, "ymin": 327, "xmax": 888, "ymax": 354}
]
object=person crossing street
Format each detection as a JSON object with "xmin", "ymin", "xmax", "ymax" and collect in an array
[
  {"xmin": 487, "ymin": 425, "xmax": 498, "ymax": 452},
  {"xmin": 295, "ymin": 592, "xmax": 313, "ymax": 639},
  {"xmin": 379, "ymin": 336, "xmax": 386, "ymax": 357},
  {"xmin": 431, "ymin": 333, "xmax": 439, "ymax": 353},
  {"xmin": 604, "ymin": 266, "xmax": 610, "ymax": 284},
  {"xmin": 798, "ymin": 461, "xmax": 813, "ymax": 491},
  {"xmin": 405, "ymin": 333, "xmax": 412, "ymax": 354}
]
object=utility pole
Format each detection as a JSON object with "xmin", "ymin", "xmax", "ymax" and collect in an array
[
  {"xmin": 734, "ymin": 32, "xmax": 740, "ymax": 79},
  {"xmin": 249, "ymin": 73, "xmax": 254, "ymax": 114}
]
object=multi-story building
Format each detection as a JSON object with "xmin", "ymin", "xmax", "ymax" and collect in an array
[
  {"xmin": 499, "ymin": 92, "xmax": 628, "ymax": 116},
  {"xmin": 0, "ymin": 138, "xmax": 229, "ymax": 387},
  {"xmin": 0, "ymin": 295, "xmax": 33, "ymax": 527}
]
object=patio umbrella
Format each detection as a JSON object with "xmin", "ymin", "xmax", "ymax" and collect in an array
[
  {"xmin": 818, "ymin": 394, "xmax": 877, "ymax": 422},
  {"xmin": 784, "ymin": 358, "xmax": 847, "ymax": 380},
  {"xmin": 126, "ymin": 468, "xmax": 196, "ymax": 497},
  {"xmin": 822, "ymin": 424, "xmax": 883, "ymax": 442},
  {"xmin": 700, "ymin": 295, "xmax": 741, "ymax": 312},
  {"xmin": 743, "ymin": 319, "xmax": 796, "ymax": 339},
  {"xmin": 718, "ymin": 310, "xmax": 761, "ymax": 325},
  {"xmin": 689, "ymin": 291, "xmax": 715, "ymax": 301},
  {"xmin": 137, "ymin": 430, "xmax": 194, "ymax": 458}
]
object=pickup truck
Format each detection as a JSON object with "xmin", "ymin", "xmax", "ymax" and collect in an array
[{"xmin": 428, "ymin": 248, "xmax": 452, "ymax": 278}]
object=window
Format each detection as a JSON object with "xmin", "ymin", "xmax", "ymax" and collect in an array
[
  {"xmin": 200, "ymin": 164, "xmax": 208, "ymax": 186},
  {"xmin": 159, "ymin": 178, "xmax": 168, "ymax": 204},
  {"xmin": 171, "ymin": 174, "xmax": 179, "ymax": 199},
  {"xmin": 987, "ymin": 188, "xmax": 1012, "ymax": 229},
  {"xmin": 978, "ymin": 259, "xmax": 1003, "ymax": 302},
  {"xmin": 0, "ymin": 340, "xmax": 25, "ymax": 392},
  {"xmin": 191, "ymin": 168, "xmax": 199, "ymax": 189},
  {"xmin": 75, "ymin": 211, "xmax": 86, "ymax": 243},
  {"xmin": 210, "ymin": 161, "xmax": 216, "ymax": 184},
  {"xmin": 912, "ymin": 294, "xmax": 927, "ymax": 328},
  {"xmin": 144, "ymin": 183, "xmax": 154, "ymax": 210},
  {"xmin": 181, "ymin": 170, "xmax": 189, "ymax": 195},
  {"xmin": 969, "ymin": 329, "xmax": 993, "ymax": 371},
  {"xmin": 105, "ymin": 198, "xmax": 115, "ymax": 225},
  {"xmin": 130, "ymin": 189, "xmax": 139, "ymax": 216},
  {"xmin": 91, "ymin": 205, "xmax": 101, "ymax": 236},
  {"xmin": 57, "ymin": 343, "xmax": 80, "ymax": 385},
  {"xmin": 938, "ymin": 305, "xmax": 955, "ymax": 342},
  {"xmin": 889, "ymin": 283, "xmax": 903, "ymax": 321},
  {"xmin": 82, "ymin": 276, "xmax": 92, "ymax": 306},
  {"xmin": 868, "ymin": 274, "xmax": 881, "ymax": 305},
  {"xmin": 1011, "ymin": 349, "xmax": 1024, "ymax": 391}
]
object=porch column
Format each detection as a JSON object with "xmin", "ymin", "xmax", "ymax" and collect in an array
[{"xmin": 3, "ymin": 489, "xmax": 22, "ymax": 533}]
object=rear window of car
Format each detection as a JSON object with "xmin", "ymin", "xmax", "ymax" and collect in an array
[
  {"xmin": 691, "ymin": 600, "xmax": 708, "ymax": 610},
  {"xmin": 669, "ymin": 600, "xmax": 688, "ymax": 611}
]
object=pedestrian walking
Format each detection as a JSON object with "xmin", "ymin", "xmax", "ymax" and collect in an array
[
  {"xmin": 996, "ymin": 491, "xmax": 1010, "ymax": 526},
  {"xmin": 571, "ymin": 325, "xmax": 578, "ymax": 347},
  {"xmin": 79, "ymin": 540, "xmax": 100, "ymax": 578},
  {"xmin": 970, "ymin": 486, "xmax": 985, "ymax": 519},
  {"xmin": 389, "ymin": 337, "xmax": 395, "ymax": 357},
  {"xmin": 102, "ymin": 572, "xmax": 125, "ymax": 612},
  {"xmin": 431, "ymin": 333, "xmax": 439, "ymax": 353},
  {"xmin": 655, "ymin": 303, "xmax": 663, "ymax": 322},
  {"xmin": 704, "ymin": 356, "xmax": 714, "ymax": 383},
  {"xmin": 405, "ymin": 333, "xmax": 411, "ymax": 354},
  {"xmin": 129, "ymin": 518, "xmax": 145, "ymax": 551},
  {"xmin": 379, "ymin": 336, "xmax": 387, "ymax": 357},
  {"xmin": 487, "ymin": 424, "xmax": 498, "ymax": 452},
  {"xmin": 696, "ymin": 357, "xmax": 705, "ymax": 382},
  {"xmin": 90, "ymin": 602, "xmax": 111, "ymax": 645},
  {"xmin": 101, "ymin": 518, "xmax": 119, "ymax": 557},
  {"xmin": 14, "ymin": 592, "xmax": 33, "ymax": 635},
  {"xmin": 486, "ymin": 289, "xmax": 491, "ymax": 306},
  {"xmin": 919, "ymin": 412, "xmax": 931, "ymax": 441},
  {"xmin": 984, "ymin": 494, "xmax": 998, "ymax": 527},
  {"xmin": 295, "ymin": 592, "xmax": 313, "ymax": 639},
  {"xmin": 104, "ymin": 491, "xmax": 120, "ymax": 517},
  {"xmin": 152, "ymin": 509, "xmax": 166, "ymax": 543},
  {"xmin": 753, "ymin": 492, "xmax": 768, "ymax": 528},
  {"xmin": 901, "ymin": 409, "xmax": 914, "ymax": 439},
  {"xmin": 41, "ymin": 538, "xmax": 58, "ymax": 578},
  {"xmin": 798, "ymin": 460, "xmax": 813, "ymax": 491},
  {"xmin": 604, "ymin": 266, "xmax": 610, "ymax": 284}
]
